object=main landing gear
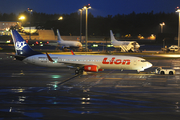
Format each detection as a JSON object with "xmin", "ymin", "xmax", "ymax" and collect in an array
[
  {"xmin": 75, "ymin": 68, "xmax": 84, "ymax": 75},
  {"xmin": 75, "ymin": 67, "xmax": 88, "ymax": 75}
]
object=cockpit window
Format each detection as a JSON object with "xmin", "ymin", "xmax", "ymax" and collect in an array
[{"xmin": 141, "ymin": 60, "xmax": 146, "ymax": 62}]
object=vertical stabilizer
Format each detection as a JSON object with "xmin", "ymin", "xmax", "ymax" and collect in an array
[
  {"xmin": 110, "ymin": 30, "xmax": 118, "ymax": 43},
  {"xmin": 11, "ymin": 30, "xmax": 42, "ymax": 57},
  {"xmin": 57, "ymin": 29, "xmax": 64, "ymax": 42}
]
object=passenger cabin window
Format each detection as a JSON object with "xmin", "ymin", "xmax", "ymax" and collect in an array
[{"xmin": 38, "ymin": 57, "xmax": 47, "ymax": 61}]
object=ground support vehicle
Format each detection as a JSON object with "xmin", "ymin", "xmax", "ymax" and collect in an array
[{"xmin": 154, "ymin": 67, "xmax": 175, "ymax": 75}]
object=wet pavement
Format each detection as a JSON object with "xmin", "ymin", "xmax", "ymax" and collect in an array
[{"xmin": 0, "ymin": 53, "xmax": 180, "ymax": 120}]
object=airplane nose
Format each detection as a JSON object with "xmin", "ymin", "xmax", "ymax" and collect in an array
[
  {"xmin": 135, "ymin": 45, "xmax": 140, "ymax": 48},
  {"xmin": 79, "ymin": 43, "xmax": 82, "ymax": 47},
  {"xmin": 148, "ymin": 62, "xmax": 152, "ymax": 68}
]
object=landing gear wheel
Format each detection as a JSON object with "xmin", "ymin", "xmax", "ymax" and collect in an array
[
  {"xmin": 75, "ymin": 69, "xmax": 83, "ymax": 75},
  {"xmin": 75, "ymin": 69, "xmax": 79, "ymax": 74}
]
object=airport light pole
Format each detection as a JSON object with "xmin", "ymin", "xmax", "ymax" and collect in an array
[
  {"xmin": 83, "ymin": 4, "xmax": 91, "ymax": 52},
  {"xmin": 79, "ymin": 9, "xmax": 83, "ymax": 43},
  {"xmin": 28, "ymin": 8, "xmax": 33, "ymax": 40},
  {"xmin": 160, "ymin": 22, "xmax": 165, "ymax": 33},
  {"xmin": 176, "ymin": 7, "xmax": 180, "ymax": 51}
]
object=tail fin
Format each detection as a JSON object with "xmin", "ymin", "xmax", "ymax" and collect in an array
[
  {"xmin": 57, "ymin": 29, "xmax": 63, "ymax": 42},
  {"xmin": 11, "ymin": 30, "xmax": 42, "ymax": 57},
  {"xmin": 110, "ymin": 30, "xmax": 118, "ymax": 43}
]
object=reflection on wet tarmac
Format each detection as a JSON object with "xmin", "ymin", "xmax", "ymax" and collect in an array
[{"xmin": 1, "ymin": 54, "xmax": 180, "ymax": 119}]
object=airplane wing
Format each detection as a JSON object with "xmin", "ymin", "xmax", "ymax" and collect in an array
[
  {"xmin": 58, "ymin": 61, "xmax": 84, "ymax": 68},
  {"xmin": 57, "ymin": 61, "xmax": 100, "ymax": 69}
]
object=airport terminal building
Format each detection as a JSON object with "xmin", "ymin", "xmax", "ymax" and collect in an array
[
  {"xmin": 0, "ymin": 21, "xmax": 83, "ymax": 41},
  {"xmin": 0, "ymin": 21, "xmax": 21, "ymax": 31}
]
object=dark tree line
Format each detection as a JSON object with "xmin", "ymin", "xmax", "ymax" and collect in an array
[{"xmin": 0, "ymin": 11, "xmax": 179, "ymax": 37}]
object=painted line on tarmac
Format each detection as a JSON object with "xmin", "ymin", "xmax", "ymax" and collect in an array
[{"xmin": 57, "ymin": 74, "xmax": 79, "ymax": 86}]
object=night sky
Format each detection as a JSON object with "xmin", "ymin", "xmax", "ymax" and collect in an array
[{"xmin": 1, "ymin": 0, "xmax": 180, "ymax": 16}]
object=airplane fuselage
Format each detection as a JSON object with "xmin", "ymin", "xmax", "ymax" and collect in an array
[
  {"xmin": 48, "ymin": 41, "xmax": 82, "ymax": 48},
  {"xmin": 23, "ymin": 54, "xmax": 152, "ymax": 71},
  {"xmin": 58, "ymin": 41, "xmax": 82, "ymax": 48}
]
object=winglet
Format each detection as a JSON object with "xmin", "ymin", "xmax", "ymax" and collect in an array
[
  {"xmin": 110, "ymin": 30, "xmax": 117, "ymax": 42},
  {"xmin": 46, "ymin": 52, "xmax": 54, "ymax": 62},
  {"xmin": 71, "ymin": 50, "xmax": 75, "ymax": 55}
]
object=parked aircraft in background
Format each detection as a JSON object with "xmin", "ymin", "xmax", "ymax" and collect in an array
[
  {"xmin": 110, "ymin": 30, "xmax": 140, "ymax": 52},
  {"xmin": 11, "ymin": 30, "xmax": 152, "ymax": 74},
  {"xmin": 48, "ymin": 29, "xmax": 82, "ymax": 50}
]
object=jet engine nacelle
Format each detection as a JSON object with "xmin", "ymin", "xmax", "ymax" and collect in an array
[{"xmin": 84, "ymin": 65, "xmax": 98, "ymax": 72}]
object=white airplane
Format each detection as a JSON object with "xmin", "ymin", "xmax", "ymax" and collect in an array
[
  {"xmin": 48, "ymin": 29, "xmax": 82, "ymax": 50},
  {"xmin": 11, "ymin": 30, "xmax": 152, "ymax": 74},
  {"xmin": 110, "ymin": 30, "xmax": 140, "ymax": 52}
]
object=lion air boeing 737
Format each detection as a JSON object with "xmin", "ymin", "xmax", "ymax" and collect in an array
[{"xmin": 11, "ymin": 30, "xmax": 152, "ymax": 74}]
